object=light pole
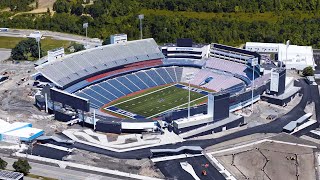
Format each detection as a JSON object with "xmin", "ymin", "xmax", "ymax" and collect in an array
[
  {"xmin": 83, "ymin": 22, "xmax": 88, "ymax": 47},
  {"xmin": 36, "ymin": 37, "xmax": 41, "ymax": 61},
  {"xmin": 250, "ymin": 58, "xmax": 258, "ymax": 113},
  {"xmin": 284, "ymin": 40, "xmax": 290, "ymax": 68},
  {"xmin": 138, "ymin": 14, "xmax": 144, "ymax": 39},
  {"xmin": 186, "ymin": 73, "xmax": 194, "ymax": 120}
]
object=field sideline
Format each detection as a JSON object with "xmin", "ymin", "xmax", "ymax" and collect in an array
[{"xmin": 105, "ymin": 84, "xmax": 208, "ymax": 118}]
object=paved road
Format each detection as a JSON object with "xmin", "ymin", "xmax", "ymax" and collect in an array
[
  {"xmin": 50, "ymin": 79, "xmax": 314, "ymax": 160},
  {"xmin": 156, "ymin": 156, "xmax": 225, "ymax": 180},
  {"xmin": 310, "ymin": 85, "xmax": 320, "ymax": 123},
  {"xmin": 2, "ymin": 156, "xmax": 125, "ymax": 180},
  {"xmin": 0, "ymin": 48, "xmax": 11, "ymax": 62}
]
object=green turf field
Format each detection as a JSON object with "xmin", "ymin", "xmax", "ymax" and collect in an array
[{"xmin": 110, "ymin": 85, "xmax": 207, "ymax": 118}]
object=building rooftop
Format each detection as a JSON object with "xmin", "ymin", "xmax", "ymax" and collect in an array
[{"xmin": 0, "ymin": 170, "xmax": 24, "ymax": 180}]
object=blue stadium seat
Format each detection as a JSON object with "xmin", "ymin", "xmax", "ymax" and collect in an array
[
  {"xmin": 82, "ymin": 88, "xmax": 109, "ymax": 104},
  {"xmin": 165, "ymin": 67, "xmax": 178, "ymax": 82},
  {"xmin": 156, "ymin": 68, "xmax": 175, "ymax": 84},
  {"xmin": 90, "ymin": 86, "xmax": 116, "ymax": 101},
  {"xmin": 145, "ymin": 70, "xmax": 166, "ymax": 85},
  {"xmin": 108, "ymin": 79, "xmax": 132, "ymax": 95},
  {"xmin": 125, "ymin": 74, "xmax": 148, "ymax": 90},
  {"xmin": 99, "ymin": 81, "xmax": 123, "ymax": 97},
  {"xmin": 76, "ymin": 92, "xmax": 104, "ymax": 107},
  {"xmin": 116, "ymin": 76, "xmax": 140, "ymax": 92},
  {"xmin": 175, "ymin": 67, "xmax": 183, "ymax": 82},
  {"xmin": 135, "ymin": 71, "xmax": 157, "ymax": 87}
]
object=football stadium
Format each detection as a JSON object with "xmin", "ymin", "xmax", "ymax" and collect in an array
[{"xmin": 34, "ymin": 37, "xmax": 272, "ymax": 134}]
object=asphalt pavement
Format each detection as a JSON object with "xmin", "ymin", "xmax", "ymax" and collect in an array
[
  {"xmin": 2, "ymin": 156, "xmax": 125, "ymax": 180},
  {"xmin": 310, "ymin": 85, "xmax": 320, "ymax": 123},
  {"xmin": 155, "ymin": 156, "xmax": 225, "ymax": 180}
]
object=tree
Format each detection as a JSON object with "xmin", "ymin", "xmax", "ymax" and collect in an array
[
  {"xmin": 71, "ymin": 3, "xmax": 84, "ymax": 16},
  {"xmin": 70, "ymin": 42, "xmax": 85, "ymax": 52},
  {"xmin": 0, "ymin": 158, "xmax": 7, "ymax": 170},
  {"xmin": 13, "ymin": 158, "xmax": 31, "ymax": 175},
  {"xmin": 11, "ymin": 38, "xmax": 43, "ymax": 61},
  {"xmin": 102, "ymin": 37, "xmax": 110, "ymax": 45},
  {"xmin": 302, "ymin": 66, "xmax": 314, "ymax": 76},
  {"xmin": 53, "ymin": 0, "xmax": 70, "ymax": 13}
]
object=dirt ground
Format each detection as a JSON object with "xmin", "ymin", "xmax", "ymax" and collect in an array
[
  {"xmin": 0, "ymin": 61, "xmax": 70, "ymax": 135},
  {"xmin": 31, "ymin": 0, "xmax": 56, "ymax": 13},
  {"xmin": 209, "ymin": 134, "xmax": 318, "ymax": 180}
]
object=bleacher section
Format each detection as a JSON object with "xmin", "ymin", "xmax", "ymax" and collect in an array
[
  {"xmin": 205, "ymin": 58, "xmax": 248, "ymax": 77},
  {"xmin": 86, "ymin": 59, "xmax": 163, "ymax": 83},
  {"xmin": 36, "ymin": 38, "xmax": 164, "ymax": 89},
  {"xmin": 74, "ymin": 67, "xmax": 183, "ymax": 109},
  {"xmin": 180, "ymin": 67, "xmax": 201, "ymax": 82},
  {"xmin": 190, "ymin": 69, "xmax": 244, "ymax": 93}
]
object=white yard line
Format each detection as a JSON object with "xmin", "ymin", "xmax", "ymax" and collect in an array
[
  {"xmin": 103, "ymin": 108, "xmax": 135, "ymax": 119},
  {"xmin": 107, "ymin": 84, "xmax": 176, "ymax": 107},
  {"xmin": 105, "ymin": 84, "xmax": 207, "ymax": 119},
  {"xmin": 147, "ymin": 95, "xmax": 207, "ymax": 118}
]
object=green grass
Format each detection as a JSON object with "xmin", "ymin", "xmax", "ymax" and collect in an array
[
  {"xmin": 0, "ymin": 36, "xmax": 72, "ymax": 55},
  {"xmin": 41, "ymin": 37, "xmax": 72, "ymax": 55},
  {"xmin": 109, "ymin": 85, "xmax": 206, "ymax": 118},
  {"xmin": 106, "ymin": 85, "xmax": 171, "ymax": 107},
  {"xmin": 0, "ymin": 36, "xmax": 25, "ymax": 49}
]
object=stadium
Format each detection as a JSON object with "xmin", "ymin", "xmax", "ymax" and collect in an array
[{"xmin": 34, "ymin": 38, "xmax": 271, "ymax": 134}]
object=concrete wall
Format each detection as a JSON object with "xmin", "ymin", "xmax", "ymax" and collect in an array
[{"xmin": 185, "ymin": 116, "xmax": 244, "ymax": 139}]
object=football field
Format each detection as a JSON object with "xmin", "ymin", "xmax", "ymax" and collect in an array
[{"xmin": 107, "ymin": 84, "xmax": 207, "ymax": 118}]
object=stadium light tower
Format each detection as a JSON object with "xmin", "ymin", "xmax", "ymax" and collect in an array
[
  {"xmin": 250, "ymin": 58, "xmax": 258, "ymax": 113},
  {"xmin": 83, "ymin": 22, "xmax": 88, "ymax": 47},
  {"xmin": 284, "ymin": 40, "xmax": 290, "ymax": 68},
  {"xmin": 138, "ymin": 14, "xmax": 144, "ymax": 39},
  {"xmin": 186, "ymin": 73, "xmax": 194, "ymax": 120},
  {"xmin": 36, "ymin": 37, "xmax": 41, "ymax": 61}
]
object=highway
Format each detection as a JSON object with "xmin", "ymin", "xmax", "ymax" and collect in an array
[
  {"xmin": 2, "ymin": 156, "xmax": 125, "ymax": 180},
  {"xmin": 51, "ymin": 78, "xmax": 317, "ymax": 160}
]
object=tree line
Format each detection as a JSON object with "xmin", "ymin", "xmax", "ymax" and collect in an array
[
  {"xmin": 0, "ymin": 0, "xmax": 34, "ymax": 11},
  {"xmin": 139, "ymin": 0, "xmax": 320, "ymax": 13}
]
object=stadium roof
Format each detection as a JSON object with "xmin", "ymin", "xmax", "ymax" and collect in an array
[{"xmin": 36, "ymin": 38, "xmax": 164, "ymax": 88}]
